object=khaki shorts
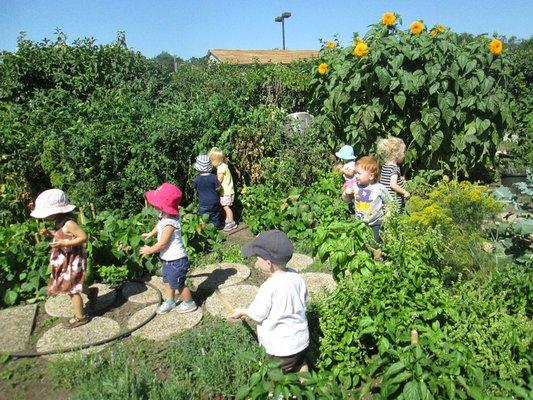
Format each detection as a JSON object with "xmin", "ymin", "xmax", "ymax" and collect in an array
[{"xmin": 220, "ymin": 194, "xmax": 234, "ymax": 206}]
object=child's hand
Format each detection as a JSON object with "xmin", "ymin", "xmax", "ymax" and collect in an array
[
  {"xmin": 39, "ymin": 228, "xmax": 53, "ymax": 238},
  {"xmin": 139, "ymin": 246, "xmax": 152, "ymax": 256},
  {"xmin": 229, "ymin": 308, "xmax": 246, "ymax": 320},
  {"xmin": 50, "ymin": 239, "xmax": 69, "ymax": 248},
  {"xmin": 344, "ymin": 186, "xmax": 354, "ymax": 195},
  {"xmin": 404, "ymin": 191, "xmax": 411, "ymax": 199}
]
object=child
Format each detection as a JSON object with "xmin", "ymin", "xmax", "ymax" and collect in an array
[
  {"xmin": 377, "ymin": 137, "xmax": 410, "ymax": 211},
  {"xmin": 342, "ymin": 156, "xmax": 391, "ymax": 260},
  {"xmin": 335, "ymin": 144, "xmax": 357, "ymax": 190},
  {"xmin": 140, "ymin": 182, "xmax": 197, "ymax": 314},
  {"xmin": 208, "ymin": 147, "xmax": 237, "ymax": 231},
  {"xmin": 193, "ymin": 154, "xmax": 224, "ymax": 229},
  {"xmin": 230, "ymin": 230, "xmax": 309, "ymax": 373},
  {"xmin": 31, "ymin": 189, "xmax": 98, "ymax": 329}
]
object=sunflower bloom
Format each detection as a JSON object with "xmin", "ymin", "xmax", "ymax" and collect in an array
[
  {"xmin": 382, "ymin": 12, "xmax": 396, "ymax": 27},
  {"xmin": 430, "ymin": 29, "xmax": 437, "ymax": 37},
  {"xmin": 489, "ymin": 38, "xmax": 503, "ymax": 56},
  {"xmin": 410, "ymin": 20, "xmax": 424, "ymax": 35},
  {"xmin": 353, "ymin": 42, "xmax": 369, "ymax": 57},
  {"xmin": 325, "ymin": 41, "xmax": 336, "ymax": 49},
  {"xmin": 317, "ymin": 62, "xmax": 329, "ymax": 75},
  {"xmin": 436, "ymin": 24, "xmax": 446, "ymax": 33}
]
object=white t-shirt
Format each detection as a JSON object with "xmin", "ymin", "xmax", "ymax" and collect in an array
[
  {"xmin": 157, "ymin": 215, "xmax": 187, "ymax": 261},
  {"xmin": 246, "ymin": 269, "xmax": 309, "ymax": 357}
]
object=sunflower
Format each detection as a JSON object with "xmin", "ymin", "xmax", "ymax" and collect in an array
[
  {"xmin": 429, "ymin": 29, "xmax": 437, "ymax": 37},
  {"xmin": 489, "ymin": 38, "xmax": 503, "ymax": 56},
  {"xmin": 325, "ymin": 41, "xmax": 336, "ymax": 49},
  {"xmin": 436, "ymin": 24, "xmax": 446, "ymax": 33},
  {"xmin": 317, "ymin": 62, "xmax": 329, "ymax": 75},
  {"xmin": 410, "ymin": 20, "xmax": 424, "ymax": 35},
  {"xmin": 382, "ymin": 12, "xmax": 396, "ymax": 27},
  {"xmin": 352, "ymin": 37, "xmax": 364, "ymax": 47},
  {"xmin": 353, "ymin": 42, "xmax": 369, "ymax": 57}
]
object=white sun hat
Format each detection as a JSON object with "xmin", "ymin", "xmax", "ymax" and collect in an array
[{"xmin": 30, "ymin": 189, "xmax": 76, "ymax": 218}]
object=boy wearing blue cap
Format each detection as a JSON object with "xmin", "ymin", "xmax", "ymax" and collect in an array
[{"xmin": 230, "ymin": 230, "xmax": 309, "ymax": 373}]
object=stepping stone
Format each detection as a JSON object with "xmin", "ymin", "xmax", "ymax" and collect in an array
[
  {"xmin": 121, "ymin": 281, "xmax": 160, "ymax": 304},
  {"xmin": 128, "ymin": 304, "xmax": 202, "ymax": 341},
  {"xmin": 145, "ymin": 275, "xmax": 166, "ymax": 293},
  {"xmin": 205, "ymin": 285, "xmax": 259, "ymax": 318},
  {"xmin": 287, "ymin": 253, "xmax": 314, "ymax": 271},
  {"xmin": 0, "ymin": 304, "xmax": 37, "ymax": 354},
  {"xmin": 189, "ymin": 263, "xmax": 250, "ymax": 289},
  {"xmin": 44, "ymin": 283, "xmax": 116, "ymax": 317},
  {"xmin": 300, "ymin": 273, "xmax": 337, "ymax": 298},
  {"xmin": 37, "ymin": 316, "xmax": 120, "ymax": 359}
]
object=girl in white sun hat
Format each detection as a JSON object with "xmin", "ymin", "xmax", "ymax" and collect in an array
[{"xmin": 31, "ymin": 189, "xmax": 98, "ymax": 329}]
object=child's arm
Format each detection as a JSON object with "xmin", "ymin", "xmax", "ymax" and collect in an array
[
  {"xmin": 389, "ymin": 174, "xmax": 410, "ymax": 199},
  {"xmin": 139, "ymin": 225, "xmax": 173, "ymax": 256},
  {"xmin": 141, "ymin": 225, "xmax": 158, "ymax": 240},
  {"xmin": 50, "ymin": 220, "xmax": 87, "ymax": 248},
  {"xmin": 217, "ymin": 171, "xmax": 224, "ymax": 183}
]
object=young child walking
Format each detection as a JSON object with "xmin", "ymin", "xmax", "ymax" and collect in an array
[
  {"xmin": 208, "ymin": 147, "xmax": 237, "ymax": 231},
  {"xmin": 193, "ymin": 154, "xmax": 224, "ymax": 230},
  {"xmin": 335, "ymin": 144, "xmax": 357, "ymax": 190},
  {"xmin": 140, "ymin": 182, "xmax": 197, "ymax": 314},
  {"xmin": 31, "ymin": 189, "xmax": 98, "ymax": 328},
  {"xmin": 230, "ymin": 230, "xmax": 309, "ymax": 373},
  {"xmin": 342, "ymin": 156, "xmax": 391, "ymax": 260},
  {"xmin": 377, "ymin": 137, "xmax": 410, "ymax": 211}
]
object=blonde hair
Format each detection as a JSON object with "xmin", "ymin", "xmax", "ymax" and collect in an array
[
  {"xmin": 377, "ymin": 137, "xmax": 406, "ymax": 164},
  {"xmin": 356, "ymin": 156, "xmax": 380, "ymax": 181},
  {"xmin": 208, "ymin": 147, "xmax": 225, "ymax": 167}
]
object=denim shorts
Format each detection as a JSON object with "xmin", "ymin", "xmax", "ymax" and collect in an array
[{"xmin": 162, "ymin": 257, "xmax": 190, "ymax": 289}]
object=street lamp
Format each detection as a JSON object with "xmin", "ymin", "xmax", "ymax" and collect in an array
[{"xmin": 274, "ymin": 11, "xmax": 291, "ymax": 50}]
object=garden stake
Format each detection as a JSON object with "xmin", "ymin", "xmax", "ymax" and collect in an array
[
  {"xmin": 90, "ymin": 202, "xmax": 96, "ymax": 219},
  {"xmin": 214, "ymin": 287, "xmax": 234, "ymax": 316},
  {"xmin": 411, "ymin": 329, "xmax": 419, "ymax": 345},
  {"xmin": 79, "ymin": 207, "xmax": 86, "ymax": 225}
]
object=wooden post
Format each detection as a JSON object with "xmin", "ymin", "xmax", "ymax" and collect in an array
[
  {"xmin": 79, "ymin": 207, "xmax": 86, "ymax": 225},
  {"xmin": 89, "ymin": 203, "xmax": 96, "ymax": 219}
]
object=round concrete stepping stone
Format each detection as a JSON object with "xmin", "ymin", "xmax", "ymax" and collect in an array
[
  {"xmin": 37, "ymin": 316, "xmax": 120, "ymax": 359},
  {"xmin": 300, "ymin": 272, "xmax": 337, "ymax": 298},
  {"xmin": 287, "ymin": 253, "xmax": 314, "ymax": 271},
  {"xmin": 128, "ymin": 304, "xmax": 203, "ymax": 341},
  {"xmin": 121, "ymin": 281, "xmax": 159, "ymax": 304},
  {"xmin": 146, "ymin": 275, "xmax": 166, "ymax": 293},
  {"xmin": 205, "ymin": 285, "xmax": 259, "ymax": 318},
  {"xmin": 189, "ymin": 263, "xmax": 250, "ymax": 289},
  {"xmin": 44, "ymin": 283, "xmax": 116, "ymax": 317}
]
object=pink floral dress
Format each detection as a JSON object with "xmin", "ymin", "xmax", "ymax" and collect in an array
[{"xmin": 48, "ymin": 217, "xmax": 86, "ymax": 295}]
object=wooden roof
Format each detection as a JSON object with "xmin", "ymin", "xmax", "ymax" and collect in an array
[{"xmin": 208, "ymin": 49, "xmax": 318, "ymax": 64}]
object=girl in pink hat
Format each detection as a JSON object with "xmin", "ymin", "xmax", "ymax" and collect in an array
[
  {"xmin": 31, "ymin": 189, "xmax": 98, "ymax": 329},
  {"xmin": 140, "ymin": 182, "xmax": 197, "ymax": 314}
]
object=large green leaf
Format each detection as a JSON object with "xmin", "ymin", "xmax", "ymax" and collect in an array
[{"xmin": 394, "ymin": 91, "xmax": 407, "ymax": 110}]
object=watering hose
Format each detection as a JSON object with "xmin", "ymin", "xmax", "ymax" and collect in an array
[{"xmin": 2, "ymin": 279, "xmax": 163, "ymax": 358}]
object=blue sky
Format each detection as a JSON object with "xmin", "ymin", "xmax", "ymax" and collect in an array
[{"xmin": 1, "ymin": 1, "xmax": 531, "ymax": 59}]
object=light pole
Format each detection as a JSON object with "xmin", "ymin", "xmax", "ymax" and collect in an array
[{"xmin": 275, "ymin": 12, "xmax": 291, "ymax": 50}]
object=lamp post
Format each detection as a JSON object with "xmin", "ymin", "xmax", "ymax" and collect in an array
[{"xmin": 275, "ymin": 12, "xmax": 291, "ymax": 50}]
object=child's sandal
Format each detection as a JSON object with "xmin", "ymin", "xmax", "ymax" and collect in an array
[{"xmin": 66, "ymin": 315, "xmax": 90, "ymax": 329}]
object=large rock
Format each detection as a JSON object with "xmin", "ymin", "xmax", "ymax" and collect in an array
[
  {"xmin": 189, "ymin": 263, "xmax": 250, "ymax": 289},
  {"xmin": 128, "ymin": 304, "xmax": 202, "ymax": 341},
  {"xmin": 0, "ymin": 304, "xmax": 37, "ymax": 353},
  {"xmin": 44, "ymin": 283, "xmax": 116, "ymax": 317}
]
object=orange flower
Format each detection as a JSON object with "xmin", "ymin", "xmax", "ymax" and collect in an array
[
  {"xmin": 436, "ymin": 24, "xmax": 446, "ymax": 33},
  {"xmin": 353, "ymin": 42, "xmax": 369, "ymax": 57},
  {"xmin": 382, "ymin": 12, "xmax": 396, "ymax": 27},
  {"xmin": 325, "ymin": 40, "xmax": 336, "ymax": 49},
  {"xmin": 490, "ymin": 38, "xmax": 503, "ymax": 55},
  {"xmin": 430, "ymin": 29, "xmax": 437, "ymax": 37},
  {"xmin": 410, "ymin": 20, "xmax": 424, "ymax": 35},
  {"xmin": 317, "ymin": 62, "xmax": 329, "ymax": 75}
]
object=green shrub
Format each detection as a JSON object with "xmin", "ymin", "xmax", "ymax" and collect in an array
[{"xmin": 310, "ymin": 13, "xmax": 514, "ymax": 179}]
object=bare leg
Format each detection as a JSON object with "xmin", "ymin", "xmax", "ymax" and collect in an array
[
  {"xmin": 223, "ymin": 205, "xmax": 234, "ymax": 222},
  {"xmin": 70, "ymin": 293, "xmax": 85, "ymax": 320},
  {"xmin": 178, "ymin": 286, "xmax": 193, "ymax": 302},
  {"xmin": 164, "ymin": 283, "xmax": 176, "ymax": 302}
]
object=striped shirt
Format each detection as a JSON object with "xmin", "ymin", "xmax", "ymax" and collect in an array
[{"xmin": 379, "ymin": 164, "xmax": 405, "ymax": 210}]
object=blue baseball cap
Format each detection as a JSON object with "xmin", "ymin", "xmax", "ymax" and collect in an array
[{"xmin": 335, "ymin": 145, "xmax": 356, "ymax": 161}]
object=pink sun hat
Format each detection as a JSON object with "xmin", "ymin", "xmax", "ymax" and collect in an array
[{"xmin": 145, "ymin": 182, "xmax": 182, "ymax": 216}]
